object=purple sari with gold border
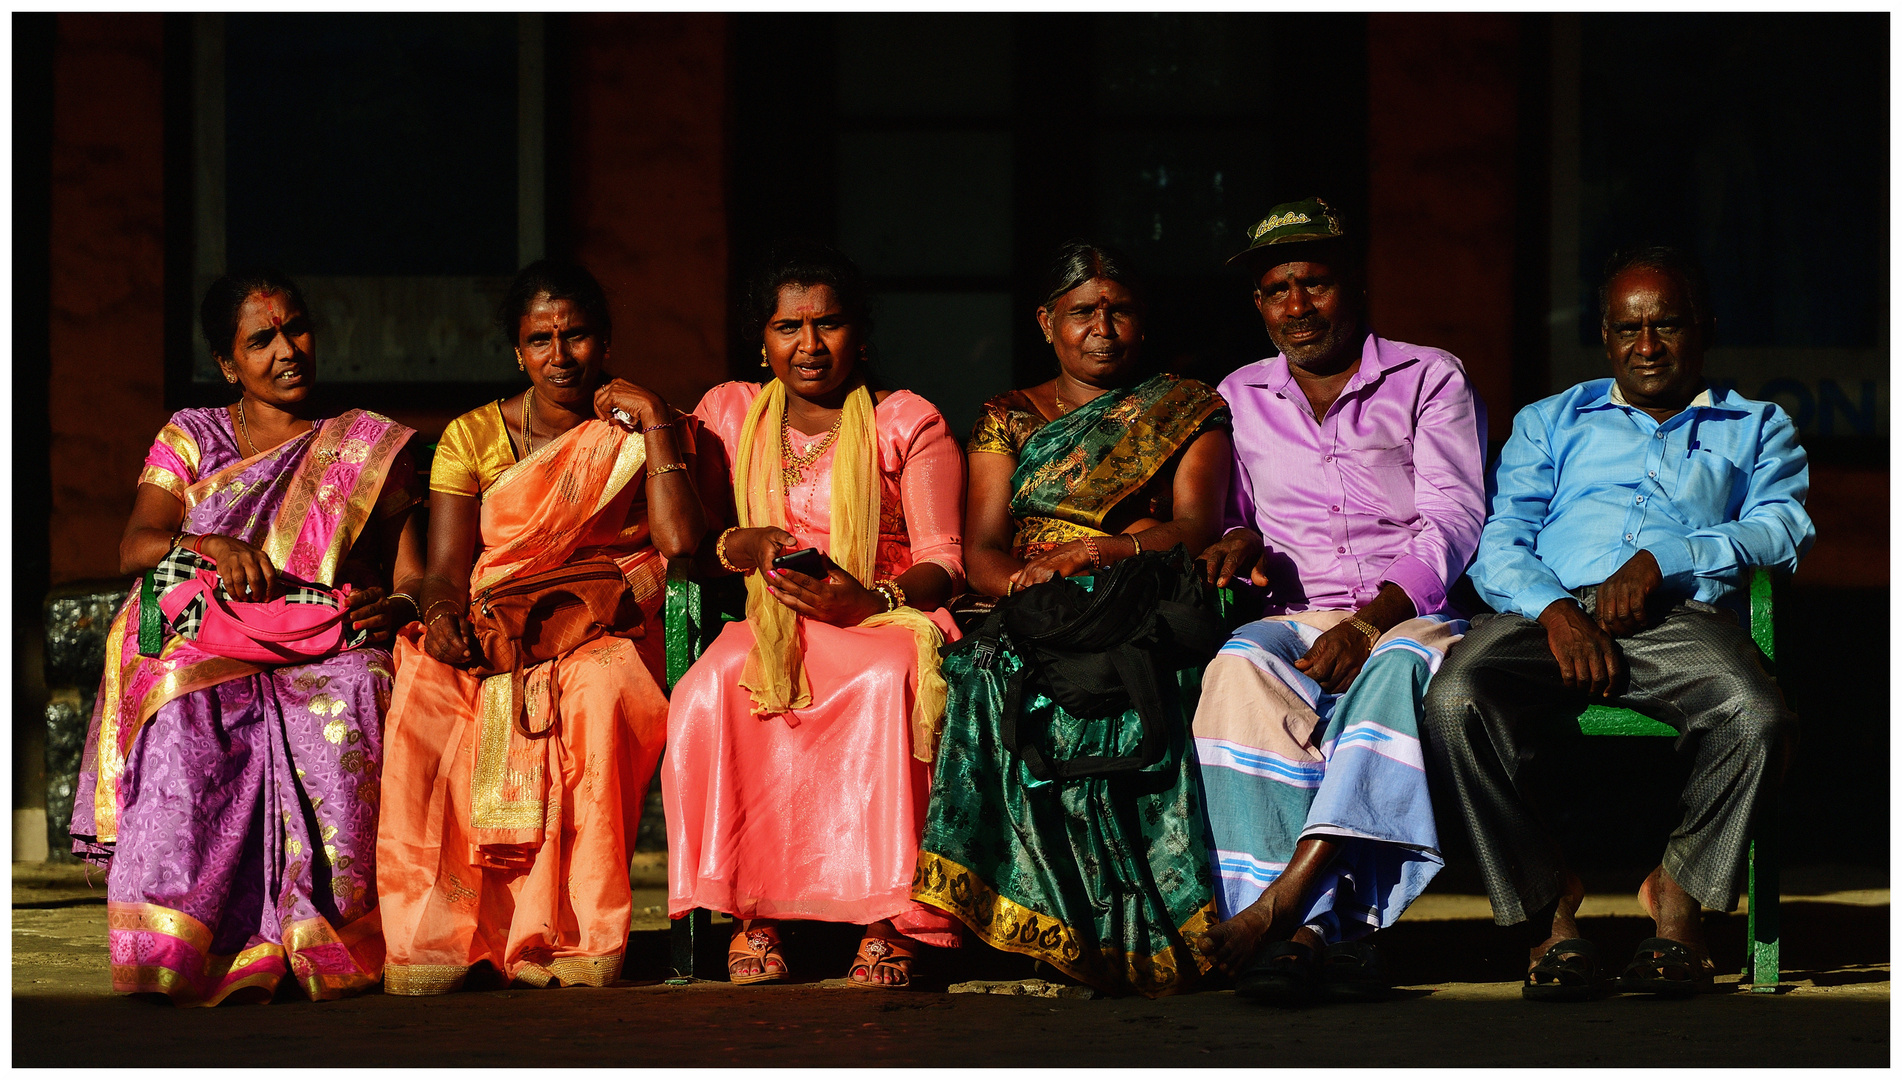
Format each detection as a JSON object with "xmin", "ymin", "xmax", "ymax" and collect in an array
[{"xmin": 70, "ymin": 406, "xmax": 416, "ymax": 1006}]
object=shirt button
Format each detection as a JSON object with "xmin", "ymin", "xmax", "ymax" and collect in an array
[
  {"xmin": 1337, "ymin": 546, "xmax": 1346, "ymax": 554},
  {"xmin": 1649, "ymin": 470, "xmax": 1656, "ymax": 478},
  {"xmin": 1636, "ymin": 496, "xmax": 1645, "ymax": 504},
  {"xmin": 1331, "ymin": 505, "xmax": 1340, "ymax": 512},
  {"xmin": 1625, "ymin": 533, "xmax": 1634, "ymax": 541},
  {"xmin": 1324, "ymin": 455, "xmax": 1334, "ymax": 462},
  {"xmin": 1656, "ymin": 432, "xmax": 1665, "ymax": 440}
]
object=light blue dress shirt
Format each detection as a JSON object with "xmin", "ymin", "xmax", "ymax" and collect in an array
[{"xmin": 1472, "ymin": 379, "xmax": 1814, "ymax": 621}]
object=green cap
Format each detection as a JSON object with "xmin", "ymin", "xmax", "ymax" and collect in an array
[{"xmin": 1225, "ymin": 196, "xmax": 1346, "ymax": 270}]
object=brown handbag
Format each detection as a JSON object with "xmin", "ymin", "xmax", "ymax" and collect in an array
[{"xmin": 466, "ymin": 558, "xmax": 645, "ymax": 737}]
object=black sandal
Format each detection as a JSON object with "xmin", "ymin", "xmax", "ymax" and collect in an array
[
  {"xmin": 1619, "ymin": 937, "xmax": 1713, "ymax": 997},
  {"xmin": 1235, "ymin": 940, "xmax": 1320, "ymax": 1006},
  {"xmin": 1320, "ymin": 940, "xmax": 1391, "ymax": 1002},
  {"xmin": 1523, "ymin": 937, "xmax": 1603, "ymax": 1002}
]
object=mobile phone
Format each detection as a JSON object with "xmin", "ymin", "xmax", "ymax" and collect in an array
[{"xmin": 771, "ymin": 547, "xmax": 830, "ymax": 579}]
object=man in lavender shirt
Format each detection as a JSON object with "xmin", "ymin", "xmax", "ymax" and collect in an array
[{"xmin": 1187, "ymin": 198, "xmax": 1489, "ymax": 1003}]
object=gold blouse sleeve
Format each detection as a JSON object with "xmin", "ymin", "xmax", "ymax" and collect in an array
[
  {"xmin": 429, "ymin": 402, "xmax": 515, "ymax": 497},
  {"xmin": 967, "ymin": 397, "xmax": 1021, "ymax": 456}
]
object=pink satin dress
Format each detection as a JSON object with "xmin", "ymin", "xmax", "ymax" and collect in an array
[{"xmin": 663, "ymin": 382, "xmax": 965, "ymax": 944}]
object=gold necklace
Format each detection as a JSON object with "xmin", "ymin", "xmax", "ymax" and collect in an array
[
  {"xmin": 780, "ymin": 408, "xmax": 845, "ymax": 488},
  {"xmin": 236, "ymin": 398, "xmax": 260, "ymax": 456},
  {"xmin": 522, "ymin": 386, "xmax": 535, "ymax": 455}
]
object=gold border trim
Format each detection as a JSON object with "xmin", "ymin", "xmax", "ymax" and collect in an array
[
  {"xmin": 470, "ymin": 672, "xmax": 543, "ymax": 829},
  {"xmin": 383, "ymin": 963, "xmax": 471, "ymax": 996},
  {"xmin": 911, "ymin": 850, "xmax": 1213, "ymax": 998}
]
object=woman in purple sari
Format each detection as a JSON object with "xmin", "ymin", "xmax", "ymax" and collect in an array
[{"xmin": 69, "ymin": 269, "xmax": 427, "ymax": 1006}]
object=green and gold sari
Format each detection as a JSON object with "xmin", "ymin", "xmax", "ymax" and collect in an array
[{"xmin": 913, "ymin": 373, "xmax": 1229, "ymax": 997}]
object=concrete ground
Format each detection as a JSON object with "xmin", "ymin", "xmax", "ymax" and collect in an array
[{"xmin": 12, "ymin": 861, "xmax": 1888, "ymax": 1067}]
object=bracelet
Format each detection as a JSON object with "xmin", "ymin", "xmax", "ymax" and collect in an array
[
  {"xmin": 639, "ymin": 419, "xmax": 676, "ymax": 434},
  {"xmin": 716, "ymin": 527, "xmax": 744, "ymax": 574},
  {"xmin": 423, "ymin": 601, "xmax": 461, "ymax": 628},
  {"xmin": 874, "ymin": 578, "xmax": 906, "ymax": 613},
  {"xmin": 1346, "ymin": 616, "xmax": 1382, "ymax": 648},
  {"xmin": 190, "ymin": 534, "xmax": 213, "ymax": 561},
  {"xmin": 1082, "ymin": 536, "xmax": 1102, "ymax": 570},
  {"xmin": 647, "ymin": 461, "xmax": 688, "ymax": 477},
  {"xmin": 388, "ymin": 592, "xmax": 419, "ymax": 619},
  {"xmin": 168, "ymin": 530, "xmax": 188, "ymax": 550},
  {"xmin": 1127, "ymin": 532, "xmax": 1143, "ymax": 556}
]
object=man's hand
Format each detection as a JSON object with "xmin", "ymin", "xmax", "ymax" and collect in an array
[
  {"xmin": 1201, "ymin": 528, "xmax": 1267, "ymax": 588},
  {"xmin": 1595, "ymin": 549, "xmax": 1664, "ymax": 636},
  {"xmin": 1293, "ymin": 622, "xmax": 1373, "ymax": 694},
  {"xmin": 1539, "ymin": 597, "xmax": 1623, "ymax": 699}
]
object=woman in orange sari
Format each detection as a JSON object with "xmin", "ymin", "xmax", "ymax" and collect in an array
[
  {"xmin": 376, "ymin": 260, "xmax": 707, "ymax": 993},
  {"xmin": 665, "ymin": 242, "xmax": 965, "ymax": 988}
]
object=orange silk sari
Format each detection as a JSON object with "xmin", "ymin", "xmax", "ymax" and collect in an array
[{"xmin": 377, "ymin": 418, "xmax": 670, "ymax": 994}]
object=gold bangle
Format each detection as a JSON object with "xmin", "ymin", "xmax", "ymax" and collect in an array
[
  {"xmin": 647, "ymin": 461, "xmax": 688, "ymax": 477},
  {"xmin": 388, "ymin": 592, "xmax": 419, "ymax": 619},
  {"xmin": 1127, "ymin": 532, "xmax": 1142, "ymax": 556},
  {"xmin": 1346, "ymin": 616, "xmax": 1381, "ymax": 648},
  {"xmin": 875, "ymin": 578, "xmax": 905, "ymax": 612},
  {"xmin": 716, "ymin": 527, "xmax": 744, "ymax": 574},
  {"xmin": 423, "ymin": 600, "xmax": 461, "ymax": 627}
]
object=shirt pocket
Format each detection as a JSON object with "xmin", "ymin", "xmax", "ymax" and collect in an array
[
  {"xmin": 1340, "ymin": 442, "xmax": 1416, "ymax": 521},
  {"xmin": 1670, "ymin": 447, "xmax": 1747, "ymax": 526}
]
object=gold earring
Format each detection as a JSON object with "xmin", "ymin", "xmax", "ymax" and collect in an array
[{"xmin": 760, "ymin": 344, "xmax": 769, "ymax": 369}]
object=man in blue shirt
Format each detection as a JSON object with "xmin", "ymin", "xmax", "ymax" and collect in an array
[{"xmin": 1422, "ymin": 246, "xmax": 1813, "ymax": 1000}]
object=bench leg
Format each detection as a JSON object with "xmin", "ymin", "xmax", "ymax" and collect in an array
[
  {"xmin": 670, "ymin": 908, "xmax": 713, "ymax": 980},
  {"xmin": 1745, "ymin": 791, "xmax": 1780, "ymax": 992}
]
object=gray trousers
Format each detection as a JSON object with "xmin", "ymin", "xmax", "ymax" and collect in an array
[{"xmin": 1420, "ymin": 587, "xmax": 1795, "ymax": 925}]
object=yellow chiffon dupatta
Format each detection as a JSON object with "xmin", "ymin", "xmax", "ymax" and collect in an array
[{"xmin": 732, "ymin": 379, "xmax": 948, "ymax": 762}]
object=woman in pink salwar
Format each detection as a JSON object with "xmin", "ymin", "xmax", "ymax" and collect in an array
[{"xmin": 664, "ymin": 242, "xmax": 966, "ymax": 988}]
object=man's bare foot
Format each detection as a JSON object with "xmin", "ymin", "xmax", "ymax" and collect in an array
[
  {"xmin": 1527, "ymin": 869, "xmax": 1587, "ymax": 975},
  {"xmin": 1633, "ymin": 865, "xmax": 1714, "ymax": 984},
  {"xmin": 1198, "ymin": 888, "xmax": 1296, "ymax": 974}
]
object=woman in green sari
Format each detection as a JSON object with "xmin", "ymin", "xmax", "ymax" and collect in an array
[{"xmin": 913, "ymin": 241, "xmax": 1232, "ymax": 996}]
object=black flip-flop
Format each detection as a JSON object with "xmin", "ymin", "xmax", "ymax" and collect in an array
[
  {"xmin": 1619, "ymin": 936, "xmax": 1713, "ymax": 997},
  {"xmin": 1320, "ymin": 940, "xmax": 1391, "ymax": 1002},
  {"xmin": 1523, "ymin": 937, "xmax": 1603, "ymax": 1002},
  {"xmin": 1235, "ymin": 940, "xmax": 1321, "ymax": 1007}
]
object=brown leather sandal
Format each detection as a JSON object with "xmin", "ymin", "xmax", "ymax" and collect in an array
[
  {"xmin": 727, "ymin": 923, "xmax": 789, "ymax": 985},
  {"xmin": 846, "ymin": 932, "xmax": 915, "ymax": 990}
]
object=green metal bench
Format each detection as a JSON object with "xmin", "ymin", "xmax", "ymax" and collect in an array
[
  {"xmin": 661, "ymin": 563, "xmax": 747, "ymax": 980},
  {"xmin": 1570, "ymin": 567, "xmax": 1780, "ymax": 992}
]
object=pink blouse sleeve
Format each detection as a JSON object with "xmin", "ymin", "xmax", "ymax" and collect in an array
[{"xmin": 890, "ymin": 394, "xmax": 966, "ymax": 591}]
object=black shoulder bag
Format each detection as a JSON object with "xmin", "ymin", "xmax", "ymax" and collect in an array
[{"xmin": 958, "ymin": 545, "xmax": 1227, "ymax": 782}]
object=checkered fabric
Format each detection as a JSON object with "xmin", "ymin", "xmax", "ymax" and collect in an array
[{"xmin": 153, "ymin": 547, "xmax": 367, "ymax": 649}]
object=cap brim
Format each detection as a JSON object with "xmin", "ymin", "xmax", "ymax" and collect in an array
[{"xmin": 1224, "ymin": 234, "xmax": 1352, "ymax": 274}]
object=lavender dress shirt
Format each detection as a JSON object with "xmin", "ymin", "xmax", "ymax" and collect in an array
[{"xmin": 1220, "ymin": 332, "xmax": 1489, "ymax": 618}]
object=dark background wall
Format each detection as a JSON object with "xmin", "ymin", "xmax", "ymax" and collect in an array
[{"xmin": 14, "ymin": 12, "xmax": 1887, "ymax": 867}]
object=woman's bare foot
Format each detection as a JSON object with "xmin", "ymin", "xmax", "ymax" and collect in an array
[
  {"xmin": 848, "ymin": 920, "xmax": 914, "ymax": 988},
  {"xmin": 1527, "ymin": 869, "xmax": 1587, "ymax": 975},
  {"xmin": 728, "ymin": 918, "xmax": 787, "ymax": 982}
]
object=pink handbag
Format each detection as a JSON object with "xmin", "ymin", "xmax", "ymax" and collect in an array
[{"xmin": 155, "ymin": 567, "xmax": 356, "ymax": 664}]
